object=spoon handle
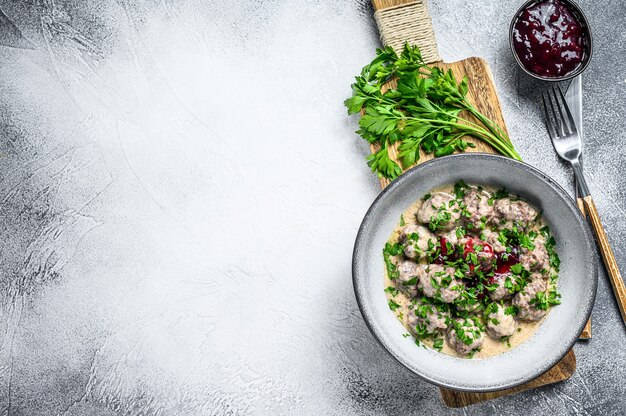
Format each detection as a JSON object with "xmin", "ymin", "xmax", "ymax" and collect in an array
[{"xmin": 582, "ymin": 195, "xmax": 626, "ymax": 327}]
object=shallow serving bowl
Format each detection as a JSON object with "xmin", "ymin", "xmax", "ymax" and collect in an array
[{"xmin": 352, "ymin": 153, "xmax": 597, "ymax": 392}]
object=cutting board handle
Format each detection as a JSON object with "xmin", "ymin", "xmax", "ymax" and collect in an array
[{"xmin": 371, "ymin": 0, "xmax": 441, "ymax": 63}]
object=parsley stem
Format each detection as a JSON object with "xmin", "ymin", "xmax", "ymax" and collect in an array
[
  {"xmin": 346, "ymin": 44, "xmax": 523, "ymax": 179},
  {"xmin": 393, "ymin": 114, "xmax": 522, "ymax": 160}
]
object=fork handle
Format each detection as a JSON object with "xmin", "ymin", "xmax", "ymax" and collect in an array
[
  {"xmin": 582, "ymin": 195, "xmax": 626, "ymax": 327},
  {"xmin": 575, "ymin": 198, "xmax": 592, "ymax": 339},
  {"xmin": 572, "ymin": 160, "xmax": 590, "ymax": 196}
]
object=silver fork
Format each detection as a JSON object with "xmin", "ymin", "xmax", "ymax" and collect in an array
[{"xmin": 542, "ymin": 86, "xmax": 626, "ymax": 328}]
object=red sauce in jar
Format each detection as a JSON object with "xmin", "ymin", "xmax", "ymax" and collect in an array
[{"xmin": 512, "ymin": 0, "xmax": 586, "ymax": 78}]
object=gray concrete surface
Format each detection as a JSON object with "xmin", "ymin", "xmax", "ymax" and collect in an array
[{"xmin": 0, "ymin": 0, "xmax": 623, "ymax": 414}]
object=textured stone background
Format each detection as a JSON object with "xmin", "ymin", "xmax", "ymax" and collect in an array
[{"xmin": 0, "ymin": 0, "xmax": 624, "ymax": 415}]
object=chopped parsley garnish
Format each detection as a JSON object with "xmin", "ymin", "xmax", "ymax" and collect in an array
[
  {"xmin": 504, "ymin": 305, "xmax": 518, "ymax": 316},
  {"xmin": 541, "ymin": 226, "xmax": 561, "ymax": 272},
  {"xmin": 531, "ymin": 289, "xmax": 561, "ymax": 310},
  {"xmin": 466, "ymin": 252, "xmax": 478, "ymax": 266},
  {"xmin": 467, "ymin": 349, "xmax": 479, "ymax": 359},
  {"xmin": 510, "ymin": 263, "xmax": 524, "ymax": 275},
  {"xmin": 428, "ymin": 207, "xmax": 452, "ymax": 232},
  {"xmin": 388, "ymin": 299, "xmax": 401, "ymax": 311},
  {"xmin": 384, "ymin": 286, "xmax": 399, "ymax": 297},
  {"xmin": 497, "ymin": 231, "xmax": 509, "ymax": 245},
  {"xmin": 484, "ymin": 302, "xmax": 499, "ymax": 318},
  {"xmin": 504, "ymin": 273, "xmax": 529, "ymax": 293},
  {"xmin": 383, "ymin": 242, "xmax": 403, "ymax": 280},
  {"xmin": 402, "ymin": 277, "xmax": 418, "ymax": 286},
  {"xmin": 488, "ymin": 187, "xmax": 509, "ymax": 206},
  {"xmin": 433, "ymin": 339, "xmax": 444, "ymax": 351},
  {"xmin": 518, "ymin": 233, "xmax": 536, "ymax": 251},
  {"xmin": 500, "ymin": 336, "xmax": 512, "ymax": 347},
  {"xmin": 453, "ymin": 180, "xmax": 468, "ymax": 199},
  {"xmin": 430, "ymin": 277, "xmax": 440, "ymax": 289}
]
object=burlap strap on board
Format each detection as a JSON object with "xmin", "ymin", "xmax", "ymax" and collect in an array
[{"xmin": 373, "ymin": 1, "xmax": 441, "ymax": 63}]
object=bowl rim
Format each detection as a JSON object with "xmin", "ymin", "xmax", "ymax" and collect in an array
[
  {"xmin": 508, "ymin": 0, "xmax": 593, "ymax": 82},
  {"xmin": 352, "ymin": 153, "xmax": 598, "ymax": 392}
]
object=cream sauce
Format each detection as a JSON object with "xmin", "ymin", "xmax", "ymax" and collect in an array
[{"xmin": 384, "ymin": 184, "xmax": 555, "ymax": 359}]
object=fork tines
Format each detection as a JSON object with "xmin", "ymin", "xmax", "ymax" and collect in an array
[{"xmin": 541, "ymin": 85, "xmax": 578, "ymax": 140}]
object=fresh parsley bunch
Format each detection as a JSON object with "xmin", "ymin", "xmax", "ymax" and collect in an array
[{"xmin": 345, "ymin": 44, "xmax": 522, "ymax": 180}]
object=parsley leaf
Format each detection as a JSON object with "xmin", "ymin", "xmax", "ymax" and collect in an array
[
  {"xmin": 388, "ymin": 299, "xmax": 401, "ymax": 311},
  {"xmin": 366, "ymin": 143, "xmax": 402, "ymax": 179},
  {"xmin": 453, "ymin": 180, "xmax": 469, "ymax": 199},
  {"xmin": 433, "ymin": 339, "xmax": 444, "ymax": 351},
  {"xmin": 345, "ymin": 43, "xmax": 521, "ymax": 180},
  {"xmin": 541, "ymin": 226, "xmax": 561, "ymax": 272},
  {"xmin": 384, "ymin": 286, "xmax": 399, "ymax": 297},
  {"xmin": 531, "ymin": 289, "xmax": 561, "ymax": 310},
  {"xmin": 383, "ymin": 242, "xmax": 403, "ymax": 280},
  {"xmin": 402, "ymin": 277, "xmax": 418, "ymax": 286},
  {"xmin": 488, "ymin": 188, "xmax": 509, "ymax": 206}
]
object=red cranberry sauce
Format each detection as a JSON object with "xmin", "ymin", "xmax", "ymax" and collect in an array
[
  {"xmin": 433, "ymin": 237, "xmax": 456, "ymax": 264},
  {"xmin": 462, "ymin": 238, "xmax": 493, "ymax": 300},
  {"xmin": 489, "ymin": 248, "xmax": 520, "ymax": 284},
  {"xmin": 462, "ymin": 237, "xmax": 494, "ymax": 273},
  {"xmin": 513, "ymin": 0, "xmax": 586, "ymax": 78},
  {"xmin": 495, "ymin": 248, "xmax": 519, "ymax": 274},
  {"xmin": 433, "ymin": 236, "xmax": 521, "ymax": 299}
]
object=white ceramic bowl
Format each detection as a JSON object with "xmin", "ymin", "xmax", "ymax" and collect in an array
[{"xmin": 352, "ymin": 153, "xmax": 597, "ymax": 392}]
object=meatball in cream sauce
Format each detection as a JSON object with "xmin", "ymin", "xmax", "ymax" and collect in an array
[{"xmin": 384, "ymin": 182, "xmax": 561, "ymax": 358}]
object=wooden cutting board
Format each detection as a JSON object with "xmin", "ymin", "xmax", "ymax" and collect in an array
[{"xmin": 366, "ymin": 0, "xmax": 583, "ymax": 407}]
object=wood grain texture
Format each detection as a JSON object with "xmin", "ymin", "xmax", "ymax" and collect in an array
[
  {"xmin": 368, "ymin": 0, "xmax": 576, "ymax": 407},
  {"xmin": 583, "ymin": 195, "xmax": 626, "ymax": 326},
  {"xmin": 440, "ymin": 350, "xmax": 576, "ymax": 407},
  {"xmin": 576, "ymin": 197, "xmax": 592, "ymax": 339},
  {"xmin": 372, "ymin": 0, "xmax": 416, "ymax": 10}
]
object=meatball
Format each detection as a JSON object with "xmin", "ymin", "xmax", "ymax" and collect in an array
[
  {"xmin": 442, "ymin": 229, "xmax": 461, "ymax": 245},
  {"xmin": 407, "ymin": 298, "xmax": 451, "ymax": 335},
  {"xmin": 418, "ymin": 264, "xmax": 462, "ymax": 303},
  {"xmin": 400, "ymin": 224, "xmax": 437, "ymax": 260},
  {"xmin": 463, "ymin": 187, "xmax": 493, "ymax": 232},
  {"xmin": 492, "ymin": 198, "xmax": 538, "ymax": 230},
  {"xmin": 513, "ymin": 278, "xmax": 548, "ymax": 322},
  {"xmin": 447, "ymin": 318, "xmax": 484, "ymax": 355},
  {"xmin": 489, "ymin": 273, "xmax": 515, "ymax": 301},
  {"xmin": 480, "ymin": 229, "xmax": 506, "ymax": 253},
  {"xmin": 529, "ymin": 271, "xmax": 547, "ymax": 282},
  {"xmin": 485, "ymin": 303, "xmax": 517, "ymax": 339},
  {"xmin": 417, "ymin": 192, "xmax": 461, "ymax": 232},
  {"xmin": 396, "ymin": 261, "xmax": 420, "ymax": 297},
  {"xmin": 476, "ymin": 248, "xmax": 494, "ymax": 271},
  {"xmin": 520, "ymin": 238, "xmax": 550, "ymax": 273}
]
